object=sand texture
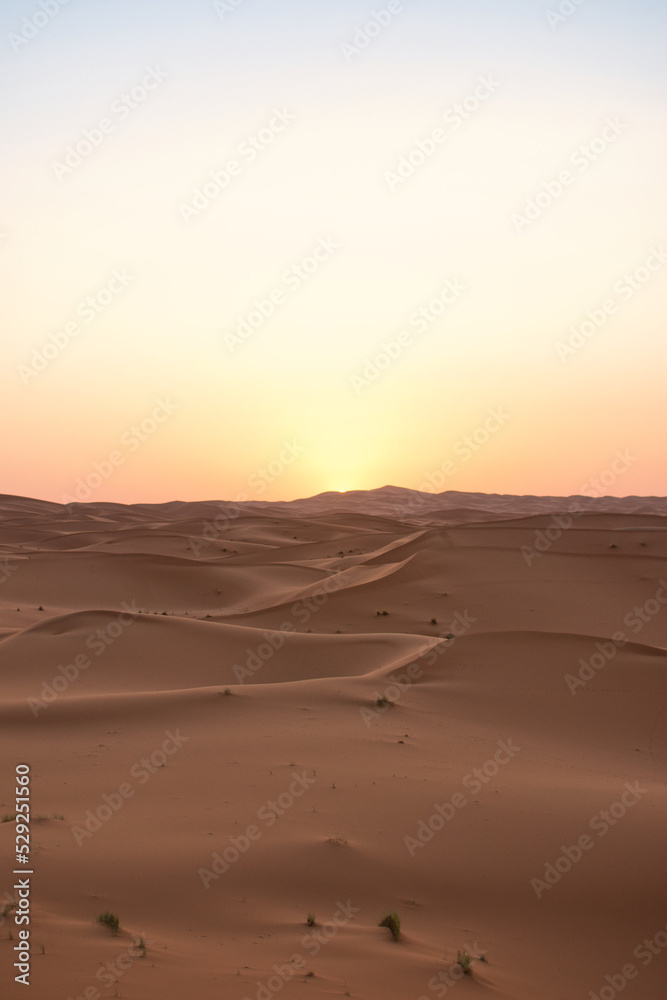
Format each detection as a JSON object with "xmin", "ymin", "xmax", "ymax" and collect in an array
[{"xmin": 0, "ymin": 488, "xmax": 665, "ymax": 999}]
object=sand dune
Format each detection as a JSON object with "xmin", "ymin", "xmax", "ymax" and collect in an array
[
  {"xmin": 0, "ymin": 488, "xmax": 665, "ymax": 999},
  {"xmin": 0, "ymin": 611, "xmax": 442, "ymax": 697}
]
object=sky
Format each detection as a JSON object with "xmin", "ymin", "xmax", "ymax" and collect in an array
[{"xmin": 1, "ymin": 0, "xmax": 666, "ymax": 504}]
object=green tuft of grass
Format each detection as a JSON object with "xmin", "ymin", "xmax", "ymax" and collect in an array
[
  {"xmin": 97, "ymin": 911, "xmax": 120, "ymax": 935},
  {"xmin": 379, "ymin": 912, "xmax": 401, "ymax": 941},
  {"xmin": 456, "ymin": 950, "xmax": 473, "ymax": 975}
]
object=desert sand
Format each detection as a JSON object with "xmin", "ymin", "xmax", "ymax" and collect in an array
[{"xmin": 0, "ymin": 487, "xmax": 665, "ymax": 999}]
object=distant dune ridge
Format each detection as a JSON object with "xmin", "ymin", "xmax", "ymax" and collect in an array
[
  {"xmin": 0, "ymin": 487, "xmax": 665, "ymax": 999},
  {"xmin": 242, "ymin": 484, "xmax": 667, "ymax": 519}
]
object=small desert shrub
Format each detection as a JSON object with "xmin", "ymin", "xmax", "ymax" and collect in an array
[
  {"xmin": 375, "ymin": 696, "xmax": 394, "ymax": 708},
  {"xmin": 457, "ymin": 950, "xmax": 473, "ymax": 975},
  {"xmin": 379, "ymin": 912, "xmax": 401, "ymax": 941},
  {"xmin": 431, "ymin": 618, "xmax": 438, "ymax": 625},
  {"xmin": 1, "ymin": 814, "xmax": 16, "ymax": 823},
  {"xmin": 306, "ymin": 913, "xmax": 316, "ymax": 926},
  {"xmin": 97, "ymin": 912, "xmax": 120, "ymax": 935},
  {"xmin": 376, "ymin": 609, "xmax": 389, "ymax": 616}
]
